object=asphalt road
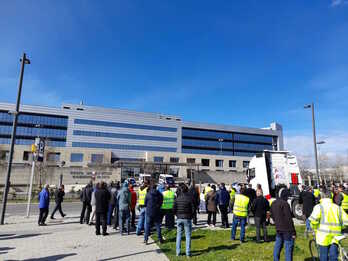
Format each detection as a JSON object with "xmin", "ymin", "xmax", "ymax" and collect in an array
[{"xmin": 4, "ymin": 201, "xmax": 82, "ymax": 217}]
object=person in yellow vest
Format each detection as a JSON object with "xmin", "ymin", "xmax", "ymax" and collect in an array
[
  {"xmin": 136, "ymin": 181, "xmax": 148, "ymax": 236},
  {"xmin": 338, "ymin": 185, "xmax": 348, "ymax": 214},
  {"xmin": 313, "ymin": 187, "xmax": 321, "ymax": 203},
  {"xmin": 229, "ymin": 187, "xmax": 236, "ymax": 212},
  {"xmin": 309, "ymin": 189, "xmax": 348, "ymax": 261},
  {"xmin": 161, "ymin": 185, "xmax": 176, "ymax": 230},
  {"xmin": 231, "ymin": 187, "xmax": 250, "ymax": 243}
]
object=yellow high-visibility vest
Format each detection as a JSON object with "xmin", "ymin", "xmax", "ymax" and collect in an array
[
  {"xmin": 314, "ymin": 189, "xmax": 320, "ymax": 198},
  {"xmin": 233, "ymin": 194, "xmax": 250, "ymax": 217},
  {"xmin": 138, "ymin": 187, "xmax": 148, "ymax": 206},
  {"xmin": 230, "ymin": 189, "xmax": 236, "ymax": 201},
  {"xmin": 269, "ymin": 198, "xmax": 276, "ymax": 206},
  {"xmin": 161, "ymin": 190, "xmax": 175, "ymax": 209},
  {"xmin": 341, "ymin": 193, "xmax": 348, "ymax": 211},
  {"xmin": 309, "ymin": 198, "xmax": 348, "ymax": 246},
  {"xmin": 204, "ymin": 186, "xmax": 212, "ymax": 197}
]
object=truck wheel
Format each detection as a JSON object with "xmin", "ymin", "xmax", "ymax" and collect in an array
[{"xmin": 292, "ymin": 200, "xmax": 303, "ymax": 220}]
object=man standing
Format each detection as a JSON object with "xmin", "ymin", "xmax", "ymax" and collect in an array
[
  {"xmin": 129, "ymin": 183, "xmax": 137, "ymax": 229},
  {"xmin": 173, "ymin": 183, "xmax": 195, "ymax": 257},
  {"xmin": 271, "ymin": 188, "xmax": 296, "ymax": 261},
  {"xmin": 95, "ymin": 182, "xmax": 110, "ymax": 236},
  {"xmin": 161, "ymin": 185, "xmax": 175, "ymax": 230},
  {"xmin": 50, "ymin": 185, "xmax": 66, "ymax": 219},
  {"xmin": 216, "ymin": 183, "xmax": 230, "ymax": 228},
  {"xmin": 144, "ymin": 184, "xmax": 163, "ymax": 244},
  {"xmin": 205, "ymin": 185, "xmax": 217, "ymax": 227},
  {"xmin": 136, "ymin": 181, "xmax": 148, "ymax": 236},
  {"xmin": 107, "ymin": 182, "xmax": 117, "ymax": 226},
  {"xmin": 332, "ymin": 187, "xmax": 343, "ymax": 206},
  {"xmin": 252, "ymin": 189, "xmax": 269, "ymax": 243},
  {"xmin": 338, "ymin": 185, "xmax": 348, "ymax": 214},
  {"xmin": 231, "ymin": 188, "xmax": 249, "ymax": 243},
  {"xmin": 112, "ymin": 182, "xmax": 121, "ymax": 230},
  {"xmin": 299, "ymin": 186, "xmax": 316, "ymax": 237},
  {"xmin": 309, "ymin": 189, "xmax": 348, "ymax": 261},
  {"xmin": 38, "ymin": 184, "xmax": 50, "ymax": 226},
  {"xmin": 80, "ymin": 180, "xmax": 93, "ymax": 224},
  {"xmin": 117, "ymin": 182, "xmax": 131, "ymax": 235}
]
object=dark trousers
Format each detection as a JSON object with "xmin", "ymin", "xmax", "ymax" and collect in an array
[
  {"xmin": 51, "ymin": 202, "xmax": 64, "ymax": 218},
  {"xmin": 113, "ymin": 205, "xmax": 119, "ymax": 229},
  {"xmin": 192, "ymin": 208, "xmax": 197, "ymax": 225},
  {"xmin": 95, "ymin": 212, "xmax": 107, "ymax": 234},
  {"xmin": 219, "ymin": 205, "xmax": 229, "ymax": 227},
  {"xmin": 38, "ymin": 208, "xmax": 49, "ymax": 224},
  {"xmin": 254, "ymin": 217, "xmax": 268, "ymax": 242},
  {"xmin": 107, "ymin": 204, "xmax": 115, "ymax": 225},
  {"xmin": 161, "ymin": 209, "xmax": 175, "ymax": 229},
  {"xmin": 80, "ymin": 202, "xmax": 92, "ymax": 224},
  {"xmin": 207, "ymin": 211, "xmax": 216, "ymax": 225},
  {"xmin": 131, "ymin": 208, "xmax": 136, "ymax": 228}
]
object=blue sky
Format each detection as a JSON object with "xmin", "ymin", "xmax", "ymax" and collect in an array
[{"xmin": 0, "ymin": 1, "xmax": 348, "ymax": 161}]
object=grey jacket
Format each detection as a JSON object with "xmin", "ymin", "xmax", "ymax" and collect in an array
[{"xmin": 117, "ymin": 183, "xmax": 131, "ymax": 211}]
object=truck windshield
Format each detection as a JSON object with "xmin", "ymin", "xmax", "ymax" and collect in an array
[
  {"xmin": 247, "ymin": 168, "xmax": 255, "ymax": 182},
  {"xmin": 166, "ymin": 177, "xmax": 174, "ymax": 184}
]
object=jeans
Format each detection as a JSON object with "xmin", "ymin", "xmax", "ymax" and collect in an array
[
  {"xmin": 51, "ymin": 202, "xmax": 64, "ymax": 218},
  {"xmin": 119, "ymin": 208, "xmax": 130, "ymax": 234},
  {"xmin": 107, "ymin": 204, "xmax": 115, "ymax": 225},
  {"xmin": 38, "ymin": 208, "xmax": 49, "ymax": 224},
  {"xmin": 231, "ymin": 216, "xmax": 246, "ymax": 241},
  {"xmin": 305, "ymin": 218, "xmax": 312, "ymax": 232},
  {"xmin": 273, "ymin": 232, "xmax": 294, "ymax": 261},
  {"xmin": 136, "ymin": 207, "xmax": 146, "ymax": 235},
  {"xmin": 319, "ymin": 244, "xmax": 338, "ymax": 261},
  {"xmin": 254, "ymin": 217, "xmax": 268, "ymax": 242},
  {"xmin": 176, "ymin": 219, "xmax": 192, "ymax": 256},
  {"xmin": 144, "ymin": 215, "xmax": 162, "ymax": 242}
]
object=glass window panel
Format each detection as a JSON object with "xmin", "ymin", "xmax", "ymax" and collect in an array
[
  {"xmin": 70, "ymin": 153, "xmax": 84, "ymax": 162},
  {"xmin": 153, "ymin": 156, "xmax": 164, "ymax": 163}
]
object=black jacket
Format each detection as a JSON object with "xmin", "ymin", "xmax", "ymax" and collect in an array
[
  {"xmin": 81, "ymin": 184, "xmax": 93, "ymax": 203},
  {"xmin": 55, "ymin": 189, "xmax": 65, "ymax": 203},
  {"xmin": 246, "ymin": 188, "xmax": 257, "ymax": 202},
  {"xmin": 270, "ymin": 199, "xmax": 296, "ymax": 236},
  {"xmin": 95, "ymin": 188, "xmax": 111, "ymax": 213},
  {"xmin": 252, "ymin": 196, "xmax": 270, "ymax": 219},
  {"xmin": 144, "ymin": 189, "xmax": 163, "ymax": 218},
  {"xmin": 188, "ymin": 186, "xmax": 200, "ymax": 208},
  {"xmin": 299, "ymin": 191, "xmax": 316, "ymax": 218},
  {"xmin": 173, "ymin": 192, "xmax": 195, "ymax": 220}
]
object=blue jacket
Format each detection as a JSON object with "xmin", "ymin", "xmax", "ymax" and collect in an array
[
  {"xmin": 216, "ymin": 187, "xmax": 230, "ymax": 206},
  {"xmin": 117, "ymin": 183, "xmax": 131, "ymax": 211},
  {"xmin": 145, "ymin": 188, "xmax": 163, "ymax": 218},
  {"xmin": 38, "ymin": 188, "xmax": 50, "ymax": 209}
]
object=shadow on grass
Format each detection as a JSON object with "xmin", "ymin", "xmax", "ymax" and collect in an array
[
  {"xmin": 162, "ymin": 234, "xmax": 205, "ymax": 243},
  {"xmin": 190, "ymin": 243, "xmax": 239, "ymax": 256},
  {"xmin": 247, "ymin": 234, "xmax": 276, "ymax": 242}
]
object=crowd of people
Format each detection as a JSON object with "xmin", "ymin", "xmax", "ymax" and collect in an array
[{"xmin": 37, "ymin": 180, "xmax": 348, "ymax": 260}]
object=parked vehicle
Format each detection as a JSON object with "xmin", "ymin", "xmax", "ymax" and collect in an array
[
  {"xmin": 158, "ymin": 174, "xmax": 175, "ymax": 188},
  {"xmin": 247, "ymin": 150, "xmax": 303, "ymax": 219},
  {"xmin": 138, "ymin": 173, "xmax": 152, "ymax": 186}
]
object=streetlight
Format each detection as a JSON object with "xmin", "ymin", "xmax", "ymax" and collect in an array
[
  {"xmin": 317, "ymin": 141, "xmax": 326, "ymax": 185},
  {"xmin": 218, "ymin": 138, "xmax": 224, "ymax": 155},
  {"xmin": 1, "ymin": 53, "xmax": 30, "ymax": 225},
  {"xmin": 304, "ymin": 103, "xmax": 320, "ymax": 188}
]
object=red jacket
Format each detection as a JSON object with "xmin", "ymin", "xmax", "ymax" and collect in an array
[{"xmin": 129, "ymin": 187, "xmax": 137, "ymax": 210}]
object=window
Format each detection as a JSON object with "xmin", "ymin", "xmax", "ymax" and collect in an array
[
  {"xmin": 154, "ymin": 156, "xmax": 164, "ymax": 163},
  {"xmin": 229, "ymin": 160, "xmax": 236, "ymax": 168},
  {"xmin": 70, "ymin": 153, "xmax": 84, "ymax": 162},
  {"xmin": 187, "ymin": 158, "xmax": 195, "ymax": 164},
  {"xmin": 47, "ymin": 152, "xmax": 60, "ymax": 162},
  {"xmin": 201, "ymin": 159, "xmax": 210, "ymax": 167},
  {"xmin": 170, "ymin": 157, "xmax": 179, "ymax": 163},
  {"xmin": 243, "ymin": 161, "xmax": 250, "ymax": 168},
  {"xmin": 0, "ymin": 150, "xmax": 9, "ymax": 161},
  {"xmin": 23, "ymin": 151, "xmax": 32, "ymax": 161},
  {"xmin": 91, "ymin": 154, "xmax": 104, "ymax": 164},
  {"xmin": 215, "ymin": 159, "xmax": 224, "ymax": 167}
]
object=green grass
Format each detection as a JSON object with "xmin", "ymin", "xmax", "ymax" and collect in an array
[{"xmin": 153, "ymin": 225, "xmax": 348, "ymax": 261}]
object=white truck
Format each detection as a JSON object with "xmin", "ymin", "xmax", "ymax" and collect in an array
[{"xmin": 247, "ymin": 150, "xmax": 303, "ymax": 219}]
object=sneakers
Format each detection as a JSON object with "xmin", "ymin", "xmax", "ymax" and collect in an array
[
  {"xmin": 50, "ymin": 216, "xmax": 55, "ymax": 220},
  {"xmin": 62, "ymin": 214, "xmax": 66, "ymax": 217},
  {"xmin": 102, "ymin": 233, "xmax": 109, "ymax": 236},
  {"xmin": 144, "ymin": 240, "xmax": 148, "ymax": 245},
  {"xmin": 96, "ymin": 232, "xmax": 101, "ymax": 236}
]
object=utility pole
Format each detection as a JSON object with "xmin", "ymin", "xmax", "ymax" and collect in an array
[
  {"xmin": 1, "ymin": 53, "xmax": 30, "ymax": 225},
  {"xmin": 304, "ymin": 103, "xmax": 320, "ymax": 188}
]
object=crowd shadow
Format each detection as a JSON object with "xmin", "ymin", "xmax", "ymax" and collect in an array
[
  {"xmin": 190, "ymin": 243, "xmax": 239, "ymax": 256},
  {"xmin": 0, "ymin": 233, "xmax": 49, "ymax": 241},
  {"xmin": 0, "ymin": 234, "xmax": 16, "ymax": 237},
  {"xmin": 0, "ymin": 247, "xmax": 16, "ymax": 255},
  {"xmin": 47, "ymin": 221, "xmax": 81, "ymax": 226},
  {"xmin": 99, "ymin": 249, "xmax": 162, "ymax": 260},
  {"xmin": 7, "ymin": 253, "xmax": 77, "ymax": 261}
]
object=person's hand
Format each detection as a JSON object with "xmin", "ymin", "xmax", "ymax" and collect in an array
[{"xmin": 292, "ymin": 235, "xmax": 296, "ymax": 240}]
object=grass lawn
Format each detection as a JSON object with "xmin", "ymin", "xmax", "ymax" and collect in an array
[{"xmin": 154, "ymin": 224, "xmax": 348, "ymax": 261}]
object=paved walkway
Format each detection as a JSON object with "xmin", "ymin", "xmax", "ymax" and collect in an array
[{"xmin": 0, "ymin": 214, "xmax": 168, "ymax": 261}]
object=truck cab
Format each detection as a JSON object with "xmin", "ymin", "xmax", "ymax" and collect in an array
[{"xmin": 247, "ymin": 150, "xmax": 303, "ymax": 219}]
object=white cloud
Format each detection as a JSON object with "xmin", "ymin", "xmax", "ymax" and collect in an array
[{"xmin": 330, "ymin": 0, "xmax": 348, "ymax": 7}]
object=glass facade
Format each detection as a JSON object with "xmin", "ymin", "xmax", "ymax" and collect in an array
[
  {"xmin": 73, "ymin": 130, "xmax": 177, "ymax": 142},
  {"xmin": 0, "ymin": 111, "xmax": 68, "ymax": 147},
  {"xmin": 72, "ymin": 142, "xmax": 177, "ymax": 152},
  {"xmin": 70, "ymin": 153, "xmax": 84, "ymax": 162},
  {"xmin": 74, "ymin": 119, "xmax": 177, "ymax": 132},
  {"xmin": 182, "ymin": 127, "xmax": 276, "ymax": 157}
]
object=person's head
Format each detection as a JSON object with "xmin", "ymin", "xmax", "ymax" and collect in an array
[
  {"xmin": 240, "ymin": 187, "xmax": 246, "ymax": 195},
  {"xmin": 280, "ymin": 188, "xmax": 290, "ymax": 201},
  {"xmin": 334, "ymin": 186, "xmax": 339, "ymax": 194},
  {"xmin": 257, "ymin": 184, "xmax": 262, "ymax": 190},
  {"xmin": 88, "ymin": 180, "xmax": 93, "ymax": 186},
  {"xmin": 321, "ymin": 189, "xmax": 331, "ymax": 199},
  {"xmin": 60, "ymin": 184, "xmax": 64, "ymax": 190},
  {"xmin": 211, "ymin": 185, "xmax": 216, "ymax": 191},
  {"xmin": 129, "ymin": 183, "xmax": 133, "ymax": 190},
  {"xmin": 96, "ymin": 182, "xmax": 101, "ymax": 189},
  {"xmin": 122, "ymin": 182, "xmax": 128, "ymax": 188},
  {"xmin": 248, "ymin": 184, "xmax": 252, "ymax": 188},
  {"xmin": 256, "ymin": 189, "xmax": 263, "ymax": 197},
  {"xmin": 44, "ymin": 184, "xmax": 49, "ymax": 190},
  {"xmin": 220, "ymin": 183, "xmax": 225, "ymax": 189},
  {"xmin": 165, "ymin": 185, "xmax": 170, "ymax": 191},
  {"xmin": 339, "ymin": 185, "xmax": 344, "ymax": 192},
  {"xmin": 180, "ymin": 183, "xmax": 189, "ymax": 194},
  {"xmin": 207, "ymin": 184, "xmax": 211, "ymax": 187}
]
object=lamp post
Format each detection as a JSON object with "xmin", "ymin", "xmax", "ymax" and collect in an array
[
  {"xmin": 1, "ymin": 53, "xmax": 30, "ymax": 225},
  {"xmin": 304, "ymin": 103, "xmax": 320, "ymax": 188},
  {"xmin": 317, "ymin": 141, "xmax": 326, "ymax": 185},
  {"xmin": 218, "ymin": 138, "xmax": 224, "ymax": 155}
]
